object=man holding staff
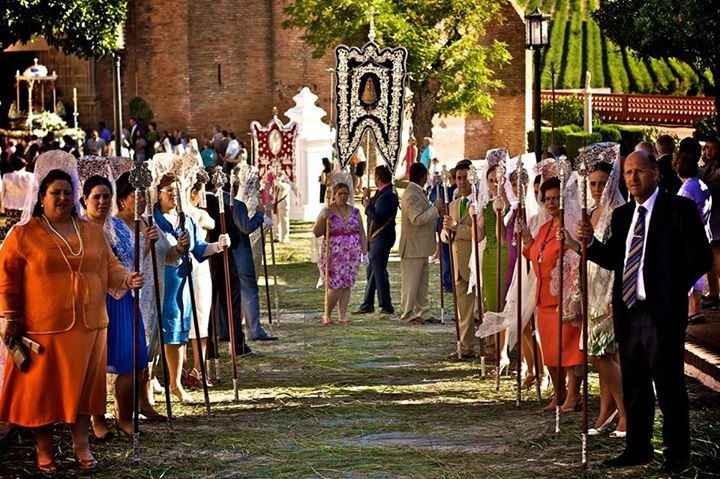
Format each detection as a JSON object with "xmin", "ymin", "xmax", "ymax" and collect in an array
[{"xmin": 442, "ymin": 161, "xmax": 479, "ymax": 359}]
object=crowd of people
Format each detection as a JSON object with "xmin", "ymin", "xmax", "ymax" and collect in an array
[
  {"xmin": 312, "ymin": 133, "xmax": 716, "ymax": 474},
  {"xmin": 0, "ymin": 118, "xmax": 717, "ymax": 474},
  {"xmin": 0, "ymin": 117, "xmax": 286, "ymax": 473}
]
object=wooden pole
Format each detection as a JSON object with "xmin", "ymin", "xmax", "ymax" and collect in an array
[
  {"xmin": 437, "ymin": 183, "xmax": 446, "ymax": 325},
  {"xmin": 176, "ymin": 185, "xmax": 211, "ymax": 415},
  {"xmin": 217, "ymin": 181, "xmax": 240, "ymax": 401},
  {"xmin": 556, "ymin": 160, "xmax": 566, "ymax": 433},
  {"xmin": 144, "ymin": 194, "xmax": 173, "ymax": 420},
  {"xmin": 515, "ymin": 171, "xmax": 524, "ymax": 407},
  {"xmin": 495, "ymin": 166, "xmax": 506, "ymax": 391},
  {"xmin": 324, "ymin": 217, "xmax": 331, "ymax": 323},
  {"xmin": 580, "ymin": 164, "xmax": 590, "ymax": 466},
  {"xmin": 260, "ymin": 224, "xmax": 273, "ymax": 325},
  {"xmin": 469, "ymin": 167, "xmax": 484, "ymax": 365},
  {"xmin": 269, "ymin": 225, "xmax": 281, "ymax": 324},
  {"xmin": 132, "ymin": 190, "xmax": 141, "ymax": 458},
  {"xmin": 442, "ymin": 177, "xmax": 461, "ymax": 359}
]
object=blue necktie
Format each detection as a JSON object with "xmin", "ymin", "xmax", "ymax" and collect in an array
[{"xmin": 622, "ymin": 206, "xmax": 647, "ymax": 308}]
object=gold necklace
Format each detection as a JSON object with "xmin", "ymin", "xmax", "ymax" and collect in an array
[{"xmin": 42, "ymin": 215, "xmax": 84, "ymax": 256}]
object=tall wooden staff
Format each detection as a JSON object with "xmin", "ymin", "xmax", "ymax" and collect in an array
[
  {"xmin": 514, "ymin": 160, "xmax": 527, "ymax": 407},
  {"xmin": 437, "ymin": 171, "xmax": 446, "ymax": 325},
  {"xmin": 555, "ymin": 156, "xmax": 567, "ymax": 433},
  {"xmin": 524, "ymin": 208, "xmax": 544, "ymax": 403},
  {"xmin": 144, "ymin": 192, "xmax": 173, "ymax": 420},
  {"xmin": 269, "ymin": 219, "xmax": 281, "ymax": 324},
  {"xmin": 260, "ymin": 223, "xmax": 273, "ymax": 325},
  {"xmin": 324, "ymin": 216, "xmax": 331, "ymax": 322},
  {"xmin": 212, "ymin": 170, "xmax": 240, "ymax": 401},
  {"xmin": 468, "ymin": 166, "xmax": 484, "ymax": 352},
  {"xmin": 442, "ymin": 168, "xmax": 462, "ymax": 359},
  {"xmin": 129, "ymin": 158, "xmax": 152, "ymax": 457},
  {"xmin": 495, "ymin": 161, "xmax": 506, "ymax": 392},
  {"xmin": 578, "ymin": 158, "xmax": 590, "ymax": 466},
  {"xmin": 175, "ymin": 183, "xmax": 211, "ymax": 415}
]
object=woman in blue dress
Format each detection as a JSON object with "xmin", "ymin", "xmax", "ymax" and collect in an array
[
  {"xmin": 153, "ymin": 173, "xmax": 230, "ymax": 403},
  {"xmin": 82, "ymin": 175, "xmax": 162, "ymax": 438}
]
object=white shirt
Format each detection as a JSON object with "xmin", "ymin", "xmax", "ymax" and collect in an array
[{"xmin": 623, "ymin": 187, "xmax": 659, "ymax": 300}]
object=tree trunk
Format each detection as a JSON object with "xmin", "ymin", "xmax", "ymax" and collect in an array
[{"xmin": 410, "ymin": 80, "xmax": 440, "ymax": 152}]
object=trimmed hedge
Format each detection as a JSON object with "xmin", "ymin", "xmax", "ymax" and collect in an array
[{"xmin": 528, "ymin": 123, "xmax": 653, "ymax": 158}]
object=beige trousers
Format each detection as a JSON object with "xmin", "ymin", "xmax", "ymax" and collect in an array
[
  {"xmin": 400, "ymin": 257, "xmax": 430, "ymax": 322},
  {"xmin": 454, "ymin": 278, "xmax": 477, "ymax": 355}
]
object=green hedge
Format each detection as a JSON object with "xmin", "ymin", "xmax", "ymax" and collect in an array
[{"xmin": 528, "ymin": 123, "xmax": 653, "ymax": 158}]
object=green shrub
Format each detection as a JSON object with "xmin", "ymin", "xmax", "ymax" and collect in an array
[
  {"xmin": 541, "ymin": 96, "xmax": 584, "ymax": 127},
  {"xmin": 128, "ymin": 96, "xmax": 154, "ymax": 125},
  {"xmin": 603, "ymin": 124, "xmax": 653, "ymax": 155},
  {"xmin": 595, "ymin": 124, "xmax": 621, "ymax": 142},
  {"xmin": 528, "ymin": 124, "xmax": 600, "ymax": 159}
]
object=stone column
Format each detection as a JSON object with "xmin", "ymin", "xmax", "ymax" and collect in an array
[{"xmin": 284, "ymin": 87, "xmax": 334, "ymax": 221}]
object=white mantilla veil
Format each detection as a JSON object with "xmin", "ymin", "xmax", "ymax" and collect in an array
[
  {"xmin": 577, "ymin": 142, "xmax": 624, "ymax": 334},
  {"xmin": 476, "ymin": 153, "xmax": 541, "ymax": 347},
  {"xmin": 19, "ymin": 150, "xmax": 82, "ymax": 226}
]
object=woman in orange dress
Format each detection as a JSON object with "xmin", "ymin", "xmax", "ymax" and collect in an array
[
  {"xmin": 0, "ymin": 151, "xmax": 143, "ymax": 474},
  {"xmin": 521, "ymin": 176, "xmax": 583, "ymax": 412}
]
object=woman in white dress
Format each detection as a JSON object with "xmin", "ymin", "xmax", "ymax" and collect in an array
[{"xmin": 187, "ymin": 171, "xmax": 215, "ymax": 387}]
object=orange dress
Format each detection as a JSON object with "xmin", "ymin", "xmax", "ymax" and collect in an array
[
  {"xmin": 0, "ymin": 217, "xmax": 129, "ymax": 427},
  {"xmin": 523, "ymin": 219, "xmax": 583, "ymax": 368}
]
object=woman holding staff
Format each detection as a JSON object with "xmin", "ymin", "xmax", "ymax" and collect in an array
[
  {"xmin": 476, "ymin": 155, "xmax": 545, "ymax": 398},
  {"xmin": 0, "ymin": 151, "xmax": 143, "ymax": 473},
  {"xmin": 313, "ymin": 182, "xmax": 366, "ymax": 325},
  {"xmin": 564, "ymin": 144, "xmax": 627, "ymax": 437},
  {"xmin": 81, "ymin": 174, "xmax": 165, "ymax": 440},
  {"xmin": 520, "ymin": 173, "xmax": 583, "ymax": 414},
  {"xmin": 152, "ymin": 172, "xmax": 230, "ymax": 404}
]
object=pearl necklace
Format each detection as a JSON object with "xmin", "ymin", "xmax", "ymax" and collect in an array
[{"xmin": 42, "ymin": 215, "xmax": 84, "ymax": 257}]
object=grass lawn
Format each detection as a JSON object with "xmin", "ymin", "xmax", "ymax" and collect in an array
[{"xmin": 1, "ymin": 220, "xmax": 719, "ymax": 478}]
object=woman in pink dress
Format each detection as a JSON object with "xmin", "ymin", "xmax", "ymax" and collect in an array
[{"xmin": 313, "ymin": 183, "xmax": 367, "ymax": 324}]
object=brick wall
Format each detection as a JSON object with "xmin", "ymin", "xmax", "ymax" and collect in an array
[{"xmin": 89, "ymin": 0, "xmax": 526, "ymax": 158}]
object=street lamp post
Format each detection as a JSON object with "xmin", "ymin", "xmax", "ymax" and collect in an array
[
  {"xmin": 525, "ymin": 9, "xmax": 550, "ymax": 163},
  {"xmin": 113, "ymin": 25, "xmax": 126, "ymax": 157}
]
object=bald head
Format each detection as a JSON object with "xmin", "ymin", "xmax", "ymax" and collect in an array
[{"xmin": 624, "ymin": 150, "xmax": 658, "ymax": 203}]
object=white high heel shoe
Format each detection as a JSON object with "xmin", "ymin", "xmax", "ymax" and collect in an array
[
  {"xmin": 498, "ymin": 353, "xmax": 510, "ymax": 377},
  {"xmin": 587, "ymin": 410, "xmax": 619, "ymax": 436}
]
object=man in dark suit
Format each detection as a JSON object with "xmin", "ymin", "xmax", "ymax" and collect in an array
[
  {"xmin": 576, "ymin": 150, "xmax": 712, "ymax": 473},
  {"xmin": 655, "ymin": 134, "xmax": 681, "ymax": 194},
  {"xmin": 355, "ymin": 165, "xmax": 399, "ymax": 314},
  {"xmin": 205, "ymin": 184, "xmax": 278, "ymax": 344}
]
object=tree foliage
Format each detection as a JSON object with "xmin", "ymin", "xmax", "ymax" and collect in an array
[
  {"xmin": 283, "ymin": 0, "xmax": 512, "ymax": 139},
  {"xmin": 593, "ymin": 0, "xmax": 718, "ymax": 90},
  {"xmin": 0, "ymin": 0, "xmax": 127, "ymax": 58}
]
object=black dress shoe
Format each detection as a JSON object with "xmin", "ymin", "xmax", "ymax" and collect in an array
[
  {"xmin": 602, "ymin": 451, "xmax": 654, "ymax": 468},
  {"xmin": 237, "ymin": 346, "xmax": 253, "ymax": 356},
  {"xmin": 352, "ymin": 307, "xmax": 374, "ymax": 315},
  {"xmin": 662, "ymin": 456, "xmax": 689, "ymax": 474},
  {"xmin": 254, "ymin": 335, "xmax": 278, "ymax": 341}
]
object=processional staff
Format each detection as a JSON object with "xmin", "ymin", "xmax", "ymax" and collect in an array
[
  {"xmin": 142, "ymin": 188, "xmax": 173, "ymax": 421},
  {"xmin": 437, "ymin": 169, "xmax": 446, "ymax": 325},
  {"xmin": 514, "ymin": 160, "xmax": 526, "ymax": 407},
  {"xmin": 441, "ymin": 167, "xmax": 462, "ymax": 359},
  {"xmin": 129, "ymin": 154, "xmax": 153, "ymax": 457},
  {"xmin": 175, "ymin": 182, "xmax": 211, "ymax": 415},
  {"xmin": 495, "ymin": 160, "xmax": 506, "ymax": 392},
  {"xmin": 212, "ymin": 169, "xmax": 241, "ymax": 402},
  {"xmin": 468, "ymin": 166, "xmax": 484, "ymax": 355},
  {"xmin": 555, "ymin": 155, "xmax": 567, "ymax": 434},
  {"xmin": 578, "ymin": 156, "xmax": 590, "ymax": 467},
  {"xmin": 260, "ymin": 220, "xmax": 274, "ymax": 326}
]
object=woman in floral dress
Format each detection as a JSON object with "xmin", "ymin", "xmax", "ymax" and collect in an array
[{"xmin": 313, "ymin": 182, "xmax": 367, "ymax": 325}]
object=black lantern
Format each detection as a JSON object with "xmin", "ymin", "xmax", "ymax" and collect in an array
[
  {"xmin": 525, "ymin": 9, "xmax": 550, "ymax": 49},
  {"xmin": 526, "ymin": 8, "xmax": 550, "ymax": 162}
]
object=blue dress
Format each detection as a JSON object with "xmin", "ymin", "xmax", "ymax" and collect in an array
[
  {"xmin": 106, "ymin": 217, "xmax": 149, "ymax": 374},
  {"xmin": 154, "ymin": 206, "xmax": 209, "ymax": 345}
]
